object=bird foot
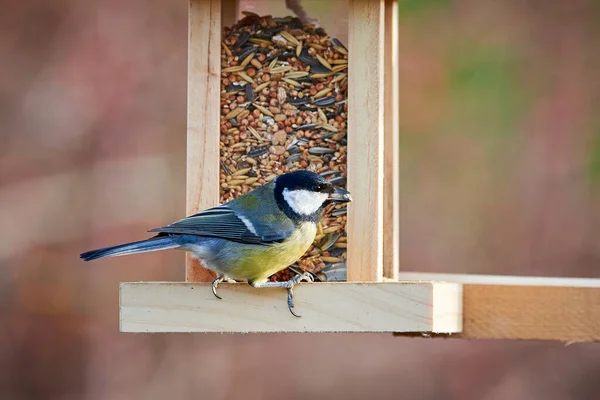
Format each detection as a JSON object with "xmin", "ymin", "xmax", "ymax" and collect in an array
[{"xmin": 249, "ymin": 272, "xmax": 313, "ymax": 317}]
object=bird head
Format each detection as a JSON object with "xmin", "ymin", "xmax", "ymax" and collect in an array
[{"xmin": 274, "ymin": 170, "xmax": 352, "ymax": 221}]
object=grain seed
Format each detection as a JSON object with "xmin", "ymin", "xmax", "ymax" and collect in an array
[
  {"xmin": 280, "ymin": 31, "xmax": 300, "ymax": 46},
  {"xmin": 252, "ymin": 103, "xmax": 274, "ymax": 117},
  {"xmin": 222, "ymin": 65, "xmax": 245, "ymax": 73}
]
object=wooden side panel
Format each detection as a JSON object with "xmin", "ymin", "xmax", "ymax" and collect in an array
[
  {"xmin": 396, "ymin": 273, "xmax": 600, "ymax": 342},
  {"xmin": 383, "ymin": 0, "xmax": 399, "ymax": 280},
  {"xmin": 120, "ymin": 281, "xmax": 463, "ymax": 333},
  {"xmin": 347, "ymin": 0, "xmax": 386, "ymax": 282},
  {"xmin": 186, "ymin": 0, "xmax": 222, "ymax": 282}
]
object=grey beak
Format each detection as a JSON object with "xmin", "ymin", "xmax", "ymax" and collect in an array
[{"xmin": 327, "ymin": 188, "xmax": 352, "ymax": 202}]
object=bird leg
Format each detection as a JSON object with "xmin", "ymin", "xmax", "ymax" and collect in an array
[
  {"xmin": 211, "ymin": 275, "xmax": 236, "ymax": 299},
  {"xmin": 249, "ymin": 272, "xmax": 314, "ymax": 317}
]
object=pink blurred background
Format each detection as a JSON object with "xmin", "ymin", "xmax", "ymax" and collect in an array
[{"xmin": 1, "ymin": 0, "xmax": 599, "ymax": 399}]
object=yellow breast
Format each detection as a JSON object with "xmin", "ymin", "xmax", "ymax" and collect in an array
[{"xmin": 226, "ymin": 222, "xmax": 317, "ymax": 283}]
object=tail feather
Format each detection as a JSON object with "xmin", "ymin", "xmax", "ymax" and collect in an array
[{"xmin": 80, "ymin": 236, "xmax": 179, "ymax": 261}]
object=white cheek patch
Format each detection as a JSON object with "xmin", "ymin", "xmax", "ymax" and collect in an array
[{"xmin": 283, "ymin": 188, "xmax": 329, "ymax": 215}]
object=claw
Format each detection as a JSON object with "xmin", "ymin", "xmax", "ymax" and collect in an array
[
  {"xmin": 287, "ymin": 287, "xmax": 301, "ymax": 317},
  {"xmin": 211, "ymin": 276, "xmax": 224, "ymax": 300}
]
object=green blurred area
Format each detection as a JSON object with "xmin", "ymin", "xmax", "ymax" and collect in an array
[
  {"xmin": 398, "ymin": 0, "xmax": 451, "ymax": 17},
  {"xmin": 588, "ymin": 125, "xmax": 600, "ymax": 184},
  {"xmin": 398, "ymin": 0, "xmax": 600, "ymax": 276}
]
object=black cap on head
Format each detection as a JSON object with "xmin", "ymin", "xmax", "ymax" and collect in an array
[
  {"xmin": 273, "ymin": 170, "xmax": 351, "ymax": 223},
  {"xmin": 274, "ymin": 170, "xmax": 334, "ymax": 194}
]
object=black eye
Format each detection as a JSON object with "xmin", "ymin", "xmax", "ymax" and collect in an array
[{"xmin": 313, "ymin": 183, "xmax": 325, "ymax": 192}]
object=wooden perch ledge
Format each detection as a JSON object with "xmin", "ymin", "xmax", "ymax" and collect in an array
[
  {"xmin": 120, "ymin": 281, "xmax": 462, "ymax": 333},
  {"xmin": 120, "ymin": 273, "xmax": 600, "ymax": 341}
]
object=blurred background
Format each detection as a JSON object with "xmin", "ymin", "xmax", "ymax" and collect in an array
[{"xmin": 1, "ymin": 0, "xmax": 599, "ymax": 399}]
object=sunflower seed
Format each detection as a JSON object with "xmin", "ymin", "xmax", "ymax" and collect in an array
[
  {"xmin": 296, "ymin": 123, "xmax": 317, "ymax": 130},
  {"xmin": 332, "ymin": 38, "xmax": 347, "ymax": 50},
  {"xmin": 272, "ymin": 17, "xmax": 292, "ymax": 24},
  {"xmin": 233, "ymin": 31, "xmax": 250, "ymax": 49},
  {"xmin": 331, "ymin": 207, "xmax": 347, "ymax": 217},
  {"xmin": 220, "ymin": 160, "xmax": 231, "ymax": 175},
  {"xmin": 320, "ymin": 234, "xmax": 340, "ymax": 252},
  {"xmin": 313, "ymin": 96, "xmax": 336, "ymax": 107},
  {"xmin": 289, "ymin": 97, "xmax": 311, "ymax": 105},
  {"xmin": 225, "ymin": 83, "xmax": 244, "ymax": 93},
  {"xmin": 286, "ymin": 153, "xmax": 301, "ymax": 164},
  {"xmin": 308, "ymin": 147, "xmax": 335, "ymax": 155},
  {"xmin": 330, "ymin": 176, "xmax": 347, "ymax": 186},
  {"xmin": 299, "ymin": 47, "xmax": 319, "ymax": 66},
  {"xmin": 287, "ymin": 145, "xmax": 301, "ymax": 154},
  {"xmin": 247, "ymin": 147, "xmax": 268, "ymax": 157},
  {"xmin": 245, "ymin": 84, "xmax": 255, "ymax": 102},
  {"xmin": 319, "ymin": 170, "xmax": 338, "ymax": 177}
]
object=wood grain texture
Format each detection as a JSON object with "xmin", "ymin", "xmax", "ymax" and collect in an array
[
  {"xmin": 383, "ymin": 0, "xmax": 399, "ymax": 280},
  {"xmin": 120, "ymin": 281, "xmax": 463, "ymax": 333},
  {"xmin": 396, "ymin": 273, "xmax": 600, "ymax": 342},
  {"xmin": 347, "ymin": 0, "xmax": 386, "ymax": 282},
  {"xmin": 186, "ymin": 0, "xmax": 222, "ymax": 282}
]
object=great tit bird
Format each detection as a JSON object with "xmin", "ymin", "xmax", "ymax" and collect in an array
[{"xmin": 80, "ymin": 170, "xmax": 352, "ymax": 317}]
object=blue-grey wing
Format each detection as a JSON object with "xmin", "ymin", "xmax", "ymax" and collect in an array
[{"xmin": 148, "ymin": 186, "xmax": 295, "ymax": 245}]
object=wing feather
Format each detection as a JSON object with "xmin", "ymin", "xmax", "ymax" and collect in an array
[{"xmin": 148, "ymin": 204, "xmax": 293, "ymax": 245}]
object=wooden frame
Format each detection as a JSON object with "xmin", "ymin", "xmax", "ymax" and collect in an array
[
  {"xmin": 184, "ymin": 0, "xmax": 395, "ymax": 283},
  {"xmin": 186, "ymin": 0, "xmax": 222, "ymax": 282},
  {"xmin": 346, "ymin": 0, "xmax": 385, "ymax": 282},
  {"xmin": 185, "ymin": 0, "xmax": 394, "ymax": 284},
  {"xmin": 383, "ymin": 0, "xmax": 399, "ymax": 281},
  {"xmin": 118, "ymin": 0, "xmax": 600, "ymax": 342}
]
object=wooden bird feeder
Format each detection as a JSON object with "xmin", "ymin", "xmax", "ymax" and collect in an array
[{"xmin": 119, "ymin": 0, "xmax": 600, "ymax": 341}]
